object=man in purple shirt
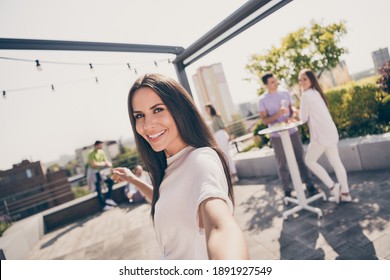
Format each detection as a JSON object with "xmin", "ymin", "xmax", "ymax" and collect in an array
[{"xmin": 257, "ymin": 73, "xmax": 317, "ymax": 199}]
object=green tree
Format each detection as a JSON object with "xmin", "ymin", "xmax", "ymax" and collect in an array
[{"xmin": 245, "ymin": 20, "xmax": 347, "ymax": 89}]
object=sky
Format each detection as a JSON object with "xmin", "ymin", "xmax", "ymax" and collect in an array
[{"xmin": 0, "ymin": 0, "xmax": 389, "ymax": 170}]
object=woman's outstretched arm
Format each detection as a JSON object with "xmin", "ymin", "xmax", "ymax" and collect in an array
[
  {"xmin": 112, "ymin": 167, "xmax": 153, "ymax": 203},
  {"xmin": 200, "ymin": 197, "xmax": 249, "ymax": 260}
]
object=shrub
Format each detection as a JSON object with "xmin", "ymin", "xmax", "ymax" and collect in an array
[
  {"xmin": 0, "ymin": 221, "xmax": 11, "ymax": 237},
  {"xmin": 252, "ymin": 121, "xmax": 270, "ymax": 148},
  {"xmin": 72, "ymin": 186, "xmax": 91, "ymax": 199},
  {"xmin": 326, "ymin": 83, "xmax": 386, "ymax": 138}
]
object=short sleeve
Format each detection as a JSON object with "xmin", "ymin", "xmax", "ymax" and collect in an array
[
  {"xmin": 190, "ymin": 149, "xmax": 233, "ymax": 229},
  {"xmin": 257, "ymin": 97, "xmax": 266, "ymax": 113}
]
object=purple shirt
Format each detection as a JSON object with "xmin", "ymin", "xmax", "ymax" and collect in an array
[{"xmin": 257, "ymin": 90, "xmax": 297, "ymax": 137}]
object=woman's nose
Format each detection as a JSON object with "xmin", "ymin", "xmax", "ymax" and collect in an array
[{"xmin": 143, "ymin": 115, "xmax": 156, "ymax": 131}]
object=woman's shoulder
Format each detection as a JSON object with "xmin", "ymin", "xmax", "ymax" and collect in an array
[
  {"xmin": 186, "ymin": 147, "xmax": 220, "ymax": 166},
  {"xmin": 187, "ymin": 147, "xmax": 224, "ymax": 173},
  {"xmin": 189, "ymin": 147, "xmax": 218, "ymax": 158},
  {"xmin": 303, "ymin": 88, "xmax": 319, "ymax": 94},
  {"xmin": 302, "ymin": 88, "xmax": 320, "ymax": 99}
]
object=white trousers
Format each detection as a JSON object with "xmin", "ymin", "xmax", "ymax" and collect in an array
[
  {"xmin": 305, "ymin": 142, "xmax": 349, "ymax": 193},
  {"xmin": 214, "ymin": 129, "xmax": 237, "ymax": 175}
]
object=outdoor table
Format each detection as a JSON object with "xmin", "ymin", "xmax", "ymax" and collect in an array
[{"xmin": 258, "ymin": 121, "xmax": 326, "ymax": 219}]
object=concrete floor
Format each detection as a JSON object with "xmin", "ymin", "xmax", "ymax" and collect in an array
[{"xmin": 27, "ymin": 169, "xmax": 390, "ymax": 260}]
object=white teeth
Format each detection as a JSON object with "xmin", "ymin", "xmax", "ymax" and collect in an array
[{"xmin": 148, "ymin": 130, "xmax": 165, "ymax": 139}]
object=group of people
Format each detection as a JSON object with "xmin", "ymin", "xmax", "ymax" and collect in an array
[
  {"xmin": 86, "ymin": 69, "xmax": 350, "ymax": 260},
  {"xmin": 258, "ymin": 70, "xmax": 351, "ymax": 203}
]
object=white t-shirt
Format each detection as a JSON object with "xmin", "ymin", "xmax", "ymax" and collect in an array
[
  {"xmin": 154, "ymin": 146, "xmax": 233, "ymax": 260},
  {"xmin": 299, "ymin": 88, "xmax": 339, "ymax": 146}
]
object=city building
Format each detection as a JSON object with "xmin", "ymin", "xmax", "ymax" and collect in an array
[
  {"xmin": 372, "ymin": 47, "xmax": 390, "ymax": 71},
  {"xmin": 319, "ymin": 60, "xmax": 352, "ymax": 90},
  {"xmin": 0, "ymin": 160, "xmax": 74, "ymax": 221},
  {"xmin": 192, "ymin": 63, "xmax": 236, "ymax": 123},
  {"xmin": 238, "ymin": 100, "xmax": 259, "ymax": 119}
]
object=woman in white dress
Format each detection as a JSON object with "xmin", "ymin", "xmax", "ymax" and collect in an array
[
  {"xmin": 112, "ymin": 74, "xmax": 248, "ymax": 259},
  {"xmin": 205, "ymin": 104, "xmax": 238, "ymax": 183},
  {"xmin": 298, "ymin": 68, "xmax": 352, "ymax": 203}
]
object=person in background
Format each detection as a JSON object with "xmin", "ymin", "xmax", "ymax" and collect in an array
[
  {"xmin": 205, "ymin": 104, "xmax": 238, "ymax": 183},
  {"xmin": 257, "ymin": 72, "xmax": 317, "ymax": 199},
  {"xmin": 298, "ymin": 68, "xmax": 351, "ymax": 203},
  {"xmin": 124, "ymin": 165, "xmax": 150, "ymax": 203},
  {"xmin": 86, "ymin": 140, "xmax": 118, "ymax": 211},
  {"xmin": 112, "ymin": 73, "xmax": 249, "ymax": 260}
]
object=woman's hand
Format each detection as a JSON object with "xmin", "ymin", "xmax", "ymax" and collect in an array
[{"xmin": 111, "ymin": 167, "xmax": 136, "ymax": 183}]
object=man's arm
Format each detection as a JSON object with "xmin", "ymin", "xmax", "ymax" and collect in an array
[{"xmin": 259, "ymin": 108, "xmax": 287, "ymax": 125}]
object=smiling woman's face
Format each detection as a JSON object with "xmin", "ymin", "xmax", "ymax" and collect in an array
[
  {"xmin": 298, "ymin": 72, "xmax": 312, "ymax": 91},
  {"xmin": 131, "ymin": 87, "xmax": 187, "ymax": 157}
]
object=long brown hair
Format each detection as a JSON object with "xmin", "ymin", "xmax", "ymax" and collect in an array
[
  {"xmin": 205, "ymin": 104, "xmax": 218, "ymax": 116},
  {"xmin": 300, "ymin": 68, "xmax": 328, "ymax": 107},
  {"xmin": 128, "ymin": 73, "xmax": 234, "ymax": 219}
]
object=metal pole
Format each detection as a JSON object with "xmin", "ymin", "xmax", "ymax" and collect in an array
[{"xmin": 173, "ymin": 61, "xmax": 192, "ymax": 96}]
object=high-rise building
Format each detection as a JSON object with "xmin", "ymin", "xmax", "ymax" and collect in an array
[
  {"xmin": 372, "ymin": 47, "xmax": 390, "ymax": 71},
  {"xmin": 192, "ymin": 63, "xmax": 236, "ymax": 123}
]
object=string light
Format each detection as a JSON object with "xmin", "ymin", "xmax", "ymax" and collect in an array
[
  {"xmin": 1, "ymin": 56, "xmax": 174, "ymax": 68},
  {"xmin": 0, "ymin": 56, "xmax": 175, "ymax": 97},
  {"xmin": 35, "ymin": 60, "xmax": 42, "ymax": 71}
]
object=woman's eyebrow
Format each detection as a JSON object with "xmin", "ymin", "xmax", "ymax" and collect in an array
[
  {"xmin": 133, "ymin": 103, "xmax": 165, "ymax": 114},
  {"xmin": 150, "ymin": 103, "xmax": 165, "ymax": 109}
]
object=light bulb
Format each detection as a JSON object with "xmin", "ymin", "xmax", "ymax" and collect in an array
[{"xmin": 35, "ymin": 60, "xmax": 42, "ymax": 71}]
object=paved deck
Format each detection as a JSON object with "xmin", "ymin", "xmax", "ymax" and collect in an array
[{"xmin": 27, "ymin": 169, "xmax": 390, "ymax": 260}]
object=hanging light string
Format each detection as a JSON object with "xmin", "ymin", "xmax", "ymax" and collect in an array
[
  {"xmin": 3, "ymin": 77, "xmax": 97, "ymax": 94},
  {"xmin": 1, "ymin": 56, "xmax": 174, "ymax": 97},
  {"xmin": 0, "ymin": 56, "xmax": 173, "ymax": 67}
]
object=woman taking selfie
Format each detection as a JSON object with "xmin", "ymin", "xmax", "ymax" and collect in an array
[{"xmin": 112, "ymin": 73, "xmax": 248, "ymax": 260}]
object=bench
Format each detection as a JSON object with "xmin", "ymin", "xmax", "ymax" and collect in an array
[{"xmin": 230, "ymin": 133, "xmax": 255, "ymax": 153}]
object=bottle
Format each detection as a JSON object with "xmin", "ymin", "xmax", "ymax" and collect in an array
[{"xmin": 280, "ymin": 99, "xmax": 288, "ymax": 117}]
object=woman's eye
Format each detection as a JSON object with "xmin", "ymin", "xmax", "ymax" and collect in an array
[
  {"xmin": 154, "ymin": 107, "xmax": 163, "ymax": 113},
  {"xmin": 134, "ymin": 114, "xmax": 144, "ymax": 119}
]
